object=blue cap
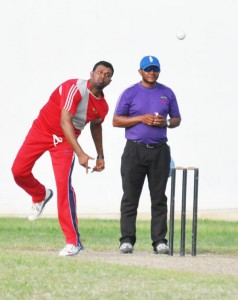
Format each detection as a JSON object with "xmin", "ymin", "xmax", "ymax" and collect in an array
[{"xmin": 140, "ymin": 55, "xmax": 160, "ymax": 70}]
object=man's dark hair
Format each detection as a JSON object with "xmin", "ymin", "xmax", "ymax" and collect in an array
[{"xmin": 93, "ymin": 61, "xmax": 114, "ymax": 75}]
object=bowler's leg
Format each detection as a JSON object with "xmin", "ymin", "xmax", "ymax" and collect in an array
[
  {"xmin": 50, "ymin": 143, "xmax": 82, "ymax": 248},
  {"xmin": 11, "ymin": 124, "xmax": 48, "ymax": 202}
]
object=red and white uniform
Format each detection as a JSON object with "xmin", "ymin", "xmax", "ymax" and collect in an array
[{"xmin": 12, "ymin": 79, "xmax": 109, "ymax": 246}]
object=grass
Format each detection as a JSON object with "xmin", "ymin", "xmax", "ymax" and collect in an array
[{"xmin": 0, "ymin": 217, "xmax": 238, "ymax": 299}]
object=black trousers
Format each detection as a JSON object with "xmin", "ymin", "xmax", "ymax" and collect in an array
[{"xmin": 119, "ymin": 140, "xmax": 171, "ymax": 249}]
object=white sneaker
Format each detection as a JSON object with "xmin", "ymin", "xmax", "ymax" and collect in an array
[
  {"xmin": 155, "ymin": 243, "xmax": 169, "ymax": 254},
  {"xmin": 59, "ymin": 244, "xmax": 83, "ymax": 257},
  {"xmin": 119, "ymin": 242, "xmax": 133, "ymax": 254},
  {"xmin": 28, "ymin": 189, "xmax": 53, "ymax": 221}
]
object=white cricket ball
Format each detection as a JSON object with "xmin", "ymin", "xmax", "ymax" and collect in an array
[{"xmin": 176, "ymin": 30, "xmax": 186, "ymax": 40}]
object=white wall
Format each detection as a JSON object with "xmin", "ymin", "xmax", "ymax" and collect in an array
[{"xmin": 1, "ymin": 0, "xmax": 238, "ymax": 216}]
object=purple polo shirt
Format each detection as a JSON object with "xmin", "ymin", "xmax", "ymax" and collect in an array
[{"xmin": 114, "ymin": 82, "xmax": 181, "ymax": 144}]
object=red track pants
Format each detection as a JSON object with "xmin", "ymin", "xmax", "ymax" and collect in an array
[{"xmin": 12, "ymin": 120, "xmax": 82, "ymax": 247}]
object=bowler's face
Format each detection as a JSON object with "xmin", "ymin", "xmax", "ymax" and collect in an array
[{"xmin": 91, "ymin": 66, "xmax": 112, "ymax": 90}]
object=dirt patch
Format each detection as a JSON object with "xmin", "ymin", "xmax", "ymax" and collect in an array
[
  {"xmin": 25, "ymin": 248, "xmax": 238, "ymax": 277},
  {"xmin": 76, "ymin": 250, "xmax": 238, "ymax": 277}
]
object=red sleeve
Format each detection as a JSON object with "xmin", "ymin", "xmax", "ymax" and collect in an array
[{"xmin": 59, "ymin": 79, "xmax": 81, "ymax": 116}]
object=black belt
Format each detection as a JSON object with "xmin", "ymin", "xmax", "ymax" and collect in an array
[{"xmin": 130, "ymin": 140, "xmax": 167, "ymax": 149}]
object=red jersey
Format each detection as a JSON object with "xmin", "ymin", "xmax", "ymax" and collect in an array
[{"xmin": 35, "ymin": 79, "xmax": 109, "ymax": 136}]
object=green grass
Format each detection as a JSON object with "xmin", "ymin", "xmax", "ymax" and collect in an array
[
  {"xmin": 0, "ymin": 217, "xmax": 238, "ymax": 299},
  {"xmin": 1, "ymin": 217, "xmax": 237, "ymax": 254}
]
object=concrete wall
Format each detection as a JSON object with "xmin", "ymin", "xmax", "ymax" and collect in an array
[{"xmin": 1, "ymin": 0, "xmax": 238, "ymax": 219}]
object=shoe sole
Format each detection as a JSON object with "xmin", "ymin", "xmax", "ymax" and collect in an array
[
  {"xmin": 59, "ymin": 246, "xmax": 83, "ymax": 257},
  {"xmin": 28, "ymin": 189, "xmax": 53, "ymax": 221},
  {"xmin": 154, "ymin": 250, "xmax": 169, "ymax": 255},
  {"xmin": 120, "ymin": 248, "xmax": 133, "ymax": 254}
]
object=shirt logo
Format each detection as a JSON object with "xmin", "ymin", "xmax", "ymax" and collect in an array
[
  {"xmin": 160, "ymin": 96, "xmax": 168, "ymax": 104},
  {"xmin": 93, "ymin": 107, "xmax": 99, "ymax": 116}
]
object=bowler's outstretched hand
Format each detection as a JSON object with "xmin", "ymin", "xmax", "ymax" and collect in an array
[{"xmin": 78, "ymin": 153, "xmax": 94, "ymax": 173}]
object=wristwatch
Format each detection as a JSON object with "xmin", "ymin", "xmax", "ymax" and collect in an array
[{"xmin": 166, "ymin": 120, "xmax": 171, "ymax": 127}]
